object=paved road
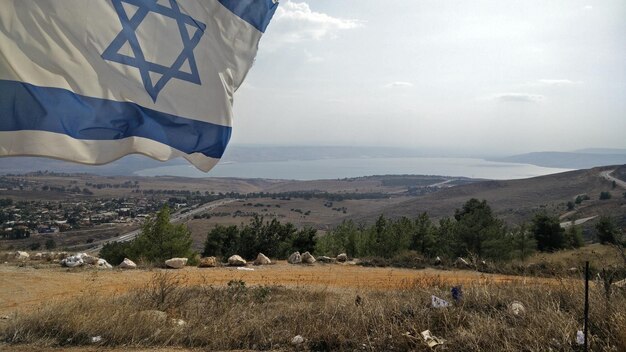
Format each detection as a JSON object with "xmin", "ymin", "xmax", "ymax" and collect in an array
[
  {"xmin": 600, "ymin": 170, "xmax": 626, "ymax": 189},
  {"xmin": 85, "ymin": 198, "xmax": 238, "ymax": 253}
]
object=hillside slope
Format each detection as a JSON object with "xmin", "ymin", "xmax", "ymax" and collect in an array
[{"xmin": 357, "ymin": 166, "xmax": 626, "ymax": 225}]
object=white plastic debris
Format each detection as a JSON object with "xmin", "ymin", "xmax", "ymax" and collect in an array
[
  {"xmin": 237, "ymin": 267, "xmax": 254, "ymax": 271},
  {"xmin": 576, "ymin": 330, "xmax": 585, "ymax": 345},
  {"xmin": 421, "ymin": 330, "xmax": 445, "ymax": 348},
  {"xmin": 291, "ymin": 335, "xmax": 304, "ymax": 345},
  {"xmin": 431, "ymin": 295, "xmax": 450, "ymax": 308}
]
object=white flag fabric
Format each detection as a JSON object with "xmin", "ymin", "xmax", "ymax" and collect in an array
[{"xmin": 0, "ymin": 0, "xmax": 277, "ymax": 171}]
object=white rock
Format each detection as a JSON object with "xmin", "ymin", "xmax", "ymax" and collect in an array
[
  {"xmin": 32, "ymin": 253, "xmax": 44, "ymax": 260},
  {"xmin": 301, "ymin": 251, "xmax": 316, "ymax": 264},
  {"xmin": 317, "ymin": 256, "xmax": 333, "ymax": 263},
  {"xmin": 198, "ymin": 256, "xmax": 218, "ymax": 268},
  {"xmin": 291, "ymin": 335, "xmax": 304, "ymax": 345},
  {"xmin": 91, "ymin": 336, "xmax": 103, "ymax": 343},
  {"xmin": 61, "ymin": 255, "xmax": 84, "ymax": 268},
  {"xmin": 119, "ymin": 258, "xmax": 137, "ymax": 269},
  {"xmin": 228, "ymin": 255, "xmax": 247, "ymax": 266},
  {"xmin": 509, "ymin": 301, "xmax": 526, "ymax": 316},
  {"xmin": 14, "ymin": 251, "xmax": 29, "ymax": 261},
  {"xmin": 336, "ymin": 253, "xmax": 348, "ymax": 262},
  {"xmin": 253, "ymin": 253, "xmax": 271, "ymax": 265},
  {"xmin": 288, "ymin": 251, "xmax": 302, "ymax": 264},
  {"xmin": 96, "ymin": 258, "xmax": 113, "ymax": 269},
  {"xmin": 165, "ymin": 257, "xmax": 188, "ymax": 269},
  {"xmin": 82, "ymin": 254, "xmax": 99, "ymax": 265}
]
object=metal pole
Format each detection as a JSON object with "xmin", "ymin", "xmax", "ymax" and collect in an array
[{"xmin": 584, "ymin": 261, "xmax": 589, "ymax": 352}]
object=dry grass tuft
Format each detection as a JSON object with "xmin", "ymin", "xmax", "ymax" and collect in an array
[{"xmin": 2, "ymin": 272, "xmax": 625, "ymax": 351}]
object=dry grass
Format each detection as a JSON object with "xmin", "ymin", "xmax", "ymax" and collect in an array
[{"xmin": 2, "ymin": 272, "xmax": 625, "ymax": 351}]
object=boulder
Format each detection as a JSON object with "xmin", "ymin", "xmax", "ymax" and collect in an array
[
  {"xmin": 336, "ymin": 253, "xmax": 348, "ymax": 263},
  {"xmin": 165, "ymin": 257, "xmax": 188, "ymax": 269},
  {"xmin": 14, "ymin": 251, "xmax": 29, "ymax": 261},
  {"xmin": 228, "ymin": 255, "xmax": 246, "ymax": 266},
  {"xmin": 291, "ymin": 335, "xmax": 304, "ymax": 345},
  {"xmin": 61, "ymin": 255, "xmax": 84, "ymax": 268},
  {"xmin": 288, "ymin": 251, "xmax": 302, "ymax": 264},
  {"xmin": 253, "ymin": 253, "xmax": 271, "ymax": 265},
  {"xmin": 32, "ymin": 253, "xmax": 44, "ymax": 261},
  {"xmin": 96, "ymin": 258, "xmax": 113, "ymax": 269},
  {"xmin": 317, "ymin": 256, "xmax": 334, "ymax": 263},
  {"xmin": 301, "ymin": 251, "xmax": 316, "ymax": 264},
  {"xmin": 198, "ymin": 256, "xmax": 218, "ymax": 268},
  {"xmin": 119, "ymin": 258, "xmax": 137, "ymax": 269},
  {"xmin": 83, "ymin": 254, "xmax": 99, "ymax": 265},
  {"xmin": 508, "ymin": 301, "xmax": 526, "ymax": 316}
]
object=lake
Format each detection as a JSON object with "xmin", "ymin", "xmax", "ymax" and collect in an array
[{"xmin": 134, "ymin": 157, "xmax": 572, "ymax": 180}]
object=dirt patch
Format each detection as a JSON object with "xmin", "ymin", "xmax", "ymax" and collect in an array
[{"xmin": 0, "ymin": 262, "xmax": 554, "ymax": 316}]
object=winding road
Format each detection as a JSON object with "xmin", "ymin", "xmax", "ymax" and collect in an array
[
  {"xmin": 85, "ymin": 198, "xmax": 239, "ymax": 253},
  {"xmin": 600, "ymin": 169, "xmax": 626, "ymax": 189}
]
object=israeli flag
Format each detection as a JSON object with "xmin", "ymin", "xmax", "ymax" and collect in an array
[{"xmin": 0, "ymin": 0, "xmax": 277, "ymax": 171}]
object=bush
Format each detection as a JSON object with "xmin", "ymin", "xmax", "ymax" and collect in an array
[
  {"xmin": 99, "ymin": 241, "xmax": 132, "ymax": 266},
  {"xmin": 600, "ymin": 191, "xmax": 612, "ymax": 200}
]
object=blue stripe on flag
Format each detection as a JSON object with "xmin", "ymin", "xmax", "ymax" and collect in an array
[
  {"xmin": 0, "ymin": 80, "xmax": 231, "ymax": 159},
  {"xmin": 217, "ymin": 0, "xmax": 278, "ymax": 33}
]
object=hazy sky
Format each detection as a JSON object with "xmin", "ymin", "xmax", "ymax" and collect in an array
[{"xmin": 230, "ymin": 0, "xmax": 625, "ymax": 155}]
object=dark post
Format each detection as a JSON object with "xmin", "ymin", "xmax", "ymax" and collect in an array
[{"xmin": 584, "ymin": 261, "xmax": 589, "ymax": 352}]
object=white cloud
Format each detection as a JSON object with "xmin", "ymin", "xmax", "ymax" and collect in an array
[
  {"xmin": 493, "ymin": 93, "xmax": 545, "ymax": 103},
  {"xmin": 584, "ymin": 5, "xmax": 593, "ymax": 10},
  {"xmin": 263, "ymin": 1, "xmax": 362, "ymax": 48},
  {"xmin": 385, "ymin": 81, "xmax": 414, "ymax": 88}
]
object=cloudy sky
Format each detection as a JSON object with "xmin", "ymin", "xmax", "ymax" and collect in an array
[{"xmin": 231, "ymin": 0, "xmax": 625, "ymax": 156}]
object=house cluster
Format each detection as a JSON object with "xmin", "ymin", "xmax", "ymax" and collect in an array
[{"xmin": 0, "ymin": 197, "xmax": 166, "ymax": 239}]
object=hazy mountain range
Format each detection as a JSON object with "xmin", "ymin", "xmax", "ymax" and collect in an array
[{"xmin": 0, "ymin": 146, "xmax": 625, "ymax": 176}]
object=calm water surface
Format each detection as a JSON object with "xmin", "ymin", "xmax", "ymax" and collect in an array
[{"xmin": 135, "ymin": 157, "xmax": 572, "ymax": 180}]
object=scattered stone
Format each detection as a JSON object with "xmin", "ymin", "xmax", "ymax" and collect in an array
[
  {"xmin": 96, "ymin": 258, "xmax": 113, "ymax": 269},
  {"xmin": 119, "ymin": 258, "xmax": 137, "ymax": 269},
  {"xmin": 171, "ymin": 318, "xmax": 187, "ymax": 327},
  {"xmin": 576, "ymin": 330, "xmax": 585, "ymax": 345},
  {"xmin": 83, "ymin": 254, "xmax": 99, "ymax": 265},
  {"xmin": 434, "ymin": 256, "xmax": 442, "ymax": 265},
  {"xmin": 568, "ymin": 267, "xmax": 578, "ymax": 273},
  {"xmin": 253, "ymin": 253, "xmax": 271, "ymax": 265},
  {"xmin": 301, "ymin": 251, "xmax": 316, "ymax": 264},
  {"xmin": 228, "ymin": 255, "xmax": 246, "ymax": 266},
  {"xmin": 454, "ymin": 257, "xmax": 471, "ymax": 268},
  {"xmin": 336, "ymin": 253, "xmax": 348, "ymax": 262},
  {"xmin": 165, "ymin": 257, "xmax": 188, "ymax": 269},
  {"xmin": 431, "ymin": 295, "xmax": 450, "ymax": 308},
  {"xmin": 317, "ymin": 256, "xmax": 333, "ymax": 263},
  {"xmin": 288, "ymin": 251, "xmax": 302, "ymax": 264},
  {"xmin": 291, "ymin": 335, "xmax": 304, "ymax": 345},
  {"xmin": 32, "ymin": 253, "xmax": 44, "ymax": 261},
  {"xmin": 90, "ymin": 336, "xmax": 103, "ymax": 344},
  {"xmin": 198, "ymin": 256, "xmax": 218, "ymax": 268},
  {"xmin": 137, "ymin": 310, "xmax": 167, "ymax": 323},
  {"xmin": 61, "ymin": 255, "xmax": 84, "ymax": 268},
  {"xmin": 14, "ymin": 251, "xmax": 29, "ymax": 261},
  {"xmin": 509, "ymin": 301, "xmax": 526, "ymax": 316}
]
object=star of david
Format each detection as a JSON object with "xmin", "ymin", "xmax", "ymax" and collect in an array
[{"xmin": 102, "ymin": 0, "xmax": 206, "ymax": 102}]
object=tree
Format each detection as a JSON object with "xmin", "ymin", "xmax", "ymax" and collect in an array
[
  {"xmin": 511, "ymin": 224, "xmax": 536, "ymax": 261},
  {"xmin": 566, "ymin": 201, "xmax": 575, "ymax": 211},
  {"xmin": 599, "ymin": 192, "xmax": 612, "ymax": 200},
  {"xmin": 564, "ymin": 224, "xmax": 585, "ymax": 248},
  {"xmin": 453, "ymin": 199, "xmax": 507, "ymax": 259},
  {"xmin": 595, "ymin": 216, "xmax": 620, "ymax": 245},
  {"xmin": 129, "ymin": 205, "xmax": 193, "ymax": 264},
  {"xmin": 410, "ymin": 212, "xmax": 435, "ymax": 256},
  {"xmin": 531, "ymin": 213, "xmax": 565, "ymax": 252}
]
